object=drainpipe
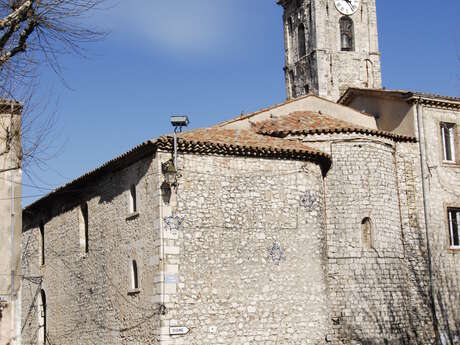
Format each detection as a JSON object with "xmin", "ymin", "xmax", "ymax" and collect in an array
[{"xmin": 415, "ymin": 97, "xmax": 439, "ymax": 344}]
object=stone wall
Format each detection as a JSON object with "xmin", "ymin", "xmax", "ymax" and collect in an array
[
  {"xmin": 292, "ymin": 133, "xmax": 436, "ymax": 344},
  {"xmin": 20, "ymin": 122, "xmax": 459, "ymax": 345},
  {"xmin": 323, "ymin": 138, "xmax": 435, "ymax": 344},
  {"xmin": 421, "ymin": 106, "xmax": 460, "ymax": 343},
  {"xmin": 21, "ymin": 154, "xmax": 162, "ymax": 345},
  {"xmin": 160, "ymin": 153, "xmax": 331, "ymax": 344},
  {"xmin": 0, "ymin": 102, "xmax": 22, "ymax": 345}
]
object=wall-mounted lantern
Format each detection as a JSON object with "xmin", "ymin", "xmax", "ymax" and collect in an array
[{"xmin": 162, "ymin": 159, "xmax": 177, "ymax": 187}]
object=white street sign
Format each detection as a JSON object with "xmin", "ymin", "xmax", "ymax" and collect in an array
[{"xmin": 170, "ymin": 326, "xmax": 190, "ymax": 336}]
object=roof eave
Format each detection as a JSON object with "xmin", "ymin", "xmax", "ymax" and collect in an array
[{"xmin": 340, "ymin": 88, "xmax": 460, "ymax": 109}]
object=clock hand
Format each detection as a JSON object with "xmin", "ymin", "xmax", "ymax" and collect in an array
[{"xmin": 344, "ymin": 0, "xmax": 355, "ymax": 10}]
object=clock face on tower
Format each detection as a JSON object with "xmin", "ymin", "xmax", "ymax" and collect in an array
[{"xmin": 334, "ymin": 0, "xmax": 360, "ymax": 16}]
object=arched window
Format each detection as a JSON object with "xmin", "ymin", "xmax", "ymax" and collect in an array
[
  {"xmin": 298, "ymin": 24, "xmax": 306, "ymax": 58},
  {"xmin": 79, "ymin": 203, "xmax": 89, "ymax": 254},
  {"xmin": 361, "ymin": 217, "xmax": 372, "ymax": 249},
  {"xmin": 340, "ymin": 16, "xmax": 354, "ymax": 51},
  {"xmin": 131, "ymin": 260, "xmax": 139, "ymax": 290},
  {"xmin": 39, "ymin": 289, "xmax": 47, "ymax": 345},
  {"xmin": 39, "ymin": 222, "xmax": 45, "ymax": 266}
]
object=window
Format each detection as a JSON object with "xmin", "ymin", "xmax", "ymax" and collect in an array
[
  {"xmin": 298, "ymin": 24, "xmax": 306, "ymax": 58},
  {"xmin": 340, "ymin": 16, "xmax": 354, "ymax": 51},
  {"xmin": 130, "ymin": 260, "xmax": 139, "ymax": 290},
  {"xmin": 448, "ymin": 208, "xmax": 460, "ymax": 249},
  {"xmin": 79, "ymin": 203, "xmax": 89, "ymax": 254},
  {"xmin": 287, "ymin": 17, "xmax": 293, "ymax": 36},
  {"xmin": 129, "ymin": 184, "xmax": 137, "ymax": 213},
  {"xmin": 441, "ymin": 122, "xmax": 456, "ymax": 162},
  {"xmin": 39, "ymin": 289, "xmax": 46, "ymax": 345},
  {"xmin": 361, "ymin": 217, "xmax": 372, "ymax": 249},
  {"xmin": 289, "ymin": 70, "xmax": 296, "ymax": 98},
  {"xmin": 40, "ymin": 222, "xmax": 45, "ymax": 266}
]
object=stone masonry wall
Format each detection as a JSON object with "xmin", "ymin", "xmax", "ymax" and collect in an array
[
  {"xmin": 159, "ymin": 153, "xmax": 331, "ymax": 344},
  {"xmin": 292, "ymin": 133, "xmax": 436, "ymax": 344},
  {"xmin": 421, "ymin": 106, "xmax": 460, "ymax": 343},
  {"xmin": 0, "ymin": 105, "xmax": 22, "ymax": 345},
  {"xmin": 20, "ymin": 118, "xmax": 458, "ymax": 345},
  {"xmin": 21, "ymin": 154, "xmax": 162, "ymax": 345}
]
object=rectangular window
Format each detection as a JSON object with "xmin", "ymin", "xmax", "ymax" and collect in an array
[
  {"xmin": 129, "ymin": 184, "xmax": 137, "ymax": 213},
  {"xmin": 79, "ymin": 203, "xmax": 89, "ymax": 254},
  {"xmin": 40, "ymin": 222, "xmax": 45, "ymax": 266},
  {"xmin": 441, "ymin": 122, "xmax": 456, "ymax": 162},
  {"xmin": 448, "ymin": 208, "xmax": 460, "ymax": 249}
]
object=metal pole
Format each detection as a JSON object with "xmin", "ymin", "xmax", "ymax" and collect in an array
[{"xmin": 174, "ymin": 127, "xmax": 178, "ymax": 168}]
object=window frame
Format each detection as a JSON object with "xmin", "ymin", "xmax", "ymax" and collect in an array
[
  {"xmin": 361, "ymin": 217, "xmax": 373, "ymax": 250},
  {"xmin": 131, "ymin": 260, "xmax": 139, "ymax": 289},
  {"xmin": 39, "ymin": 222, "xmax": 45, "ymax": 266},
  {"xmin": 126, "ymin": 184, "xmax": 139, "ymax": 220},
  {"xmin": 79, "ymin": 203, "xmax": 89, "ymax": 255},
  {"xmin": 339, "ymin": 16, "xmax": 355, "ymax": 52},
  {"xmin": 447, "ymin": 207, "xmax": 460, "ymax": 250},
  {"xmin": 128, "ymin": 258, "xmax": 140, "ymax": 295},
  {"xmin": 130, "ymin": 184, "xmax": 137, "ymax": 213},
  {"xmin": 289, "ymin": 70, "xmax": 296, "ymax": 99},
  {"xmin": 440, "ymin": 122, "xmax": 456, "ymax": 163},
  {"xmin": 297, "ymin": 23, "xmax": 306, "ymax": 58},
  {"xmin": 39, "ymin": 289, "xmax": 47, "ymax": 345}
]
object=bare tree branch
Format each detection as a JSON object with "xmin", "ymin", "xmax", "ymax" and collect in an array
[{"xmin": 0, "ymin": 0, "xmax": 108, "ymax": 172}]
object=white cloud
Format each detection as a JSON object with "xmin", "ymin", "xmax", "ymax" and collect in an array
[{"xmin": 105, "ymin": 0, "xmax": 239, "ymax": 55}]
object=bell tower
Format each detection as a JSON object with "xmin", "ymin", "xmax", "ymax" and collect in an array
[{"xmin": 278, "ymin": 0, "xmax": 382, "ymax": 101}]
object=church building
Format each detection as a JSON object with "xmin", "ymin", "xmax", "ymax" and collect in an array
[{"xmin": 20, "ymin": 1, "xmax": 459, "ymax": 344}]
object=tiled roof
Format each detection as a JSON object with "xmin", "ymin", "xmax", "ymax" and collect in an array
[
  {"xmin": 177, "ymin": 127, "xmax": 330, "ymax": 160},
  {"xmin": 24, "ymin": 133, "xmax": 331, "ymax": 217},
  {"xmin": 251, "ymin": 111, "xmax": 416, "ymax": 142}
]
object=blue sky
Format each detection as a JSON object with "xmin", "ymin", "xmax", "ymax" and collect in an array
[{"xmin": 23, "ymin": 0, "xmax": 460, "ymax": 205}]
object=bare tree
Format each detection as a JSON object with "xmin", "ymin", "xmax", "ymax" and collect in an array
[{"xmin": 0, "ymin": 0, "xmax": 107, "ymax": 169}]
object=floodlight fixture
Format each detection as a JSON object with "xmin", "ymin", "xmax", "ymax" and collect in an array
[
  {"xmin": 170, "ymin": 115, "xmax": 190, "ymax": 171},
  {"xmin": 170, "ymin": 116, "xmax": 189, "ymax": 129}
]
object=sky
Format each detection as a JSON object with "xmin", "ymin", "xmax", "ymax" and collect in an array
[{"xmin": 23, "ymin": 0, "xmax": 460, "ymax": 205}]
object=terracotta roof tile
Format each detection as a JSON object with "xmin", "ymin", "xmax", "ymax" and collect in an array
[
  {"xmin": 24, "ymin": 133, "xmax": 331, "ymax": 217},
  {"xmin": 178, "ymin": 127, "xmax": 330, "ymax": 160},
  {"xmin": 251, "ymin": 111, "xmax": 416, "ymax": 142}
]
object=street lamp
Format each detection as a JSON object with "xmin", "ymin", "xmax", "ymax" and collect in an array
[{"xmin": 170, "ymin": 115, "xmax": 189, "ymax": 169}]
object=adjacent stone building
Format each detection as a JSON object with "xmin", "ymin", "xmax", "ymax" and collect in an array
[
  {"xmin": 340, "ymin": 88, "xmax": 460, "ymax": 344},
  {"xmin": 0, "ymin": 101, "xmax": 22, "ymax": 345},
  {"xmin": 19, "ymin": 0, "xmax": 459, "ymax": 344}
]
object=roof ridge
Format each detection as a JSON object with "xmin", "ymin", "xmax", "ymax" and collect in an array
[
  {"xmin": 252, "ymin": 110, "xmax": 416, "ymax": 142},
  {"xmin": 214, "ymin": 95, "xmax": 311, "ymax": 127}
]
